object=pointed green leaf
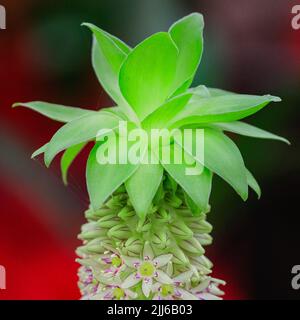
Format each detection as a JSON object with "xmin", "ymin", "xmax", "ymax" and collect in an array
[
  {"xmin": 13, "ymin": 102, "xmax": 96, "ymax": 123},
  {"xmin": 31, "ymin": 143, "xmax": 48, "ymax": 159},
  {"xmin": 169, "ymin": 13, "xmax": 204, "ymax": 94},
  {"xmin": 142, "ymin": 93, "xmax": 192, "ymax": 129},
  {"xmin": 125, "ymin": 153, "xmax": 163, "ymax": 218},
  {"xmin": 171, "ymin": 94, "xmax": 281, "ymax": 127},
  {"xmin": 87, "ymin": 142, "xmax": 139, "ymax": 209},
  {"xmin": 210, "ymin": 121, "xmax": 290, "ymax": 145},
  {"xmin": 83, "ymin": 23, "xmax": 130, "ymax": 106},
  {"xmin": 178, "ymin": 128, "xmax": 248, "ymax": 200},
  {"xmin": 246, "ymin": 168, "xmax": 261, "ymax": 199},
  {"xmin": 189, "ymin": 85, "xmax": 211, "ymax": 98},
  {"xmin": 119, "ymin": 32, "xmax": 178, "ymax": 120},
  {"xmin": 61, "ymin": 142, "xmax": 86, "ymax": 185},
  {"xmin": 206, "ymin": 87, "xmax": 235, "ymax": 97},
  {"xmin": 184, "ymin": 192, "xmax": 203, "ymax": 216},
  {"xmin": 159, "ymin": 143, "xmax": 212, "ymax": 213},
  {"xmin": 45, "ymin": 113, "xmax": 120, "ymax": 167}
]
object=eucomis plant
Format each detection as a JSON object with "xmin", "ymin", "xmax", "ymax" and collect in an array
[{"xmin": 14, "ymin": 13, "xmax": 289, "ymax": 300}]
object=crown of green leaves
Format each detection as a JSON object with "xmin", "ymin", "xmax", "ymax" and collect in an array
[{"xmin": 13, "ymin": 13, "xmax": 289, "ymax": 219}]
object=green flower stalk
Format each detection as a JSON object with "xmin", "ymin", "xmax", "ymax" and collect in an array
[{"xmin": 14, "ymin": 13, "xmax": 289, "ymax": 300}]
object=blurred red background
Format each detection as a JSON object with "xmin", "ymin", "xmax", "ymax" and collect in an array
[{"xmin": 0, "ymin": 0, "xmax": 299, "ymax": 299}]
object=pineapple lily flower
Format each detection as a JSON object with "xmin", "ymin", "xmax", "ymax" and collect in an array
[
  {"xmin": 99, "ymin": 252, "xmax": 125, "ymax": 277},
  {"xmin": 152, "ymin": 267, "xmax": 197, "ymax": 300},
  {"xmin": 122, "ymin": 242, "xmax": 173, "ymax": 297},
  {"xmin": 14, "ymin": 12, "xmax": 289, "ymax": 300},
  {"xmin": 191, "ymin": 277, "xmax": 226, "ymax": 300},
  {"xmin": 89, "ymin": 277, "xmax": 137, "ymax": 300}
]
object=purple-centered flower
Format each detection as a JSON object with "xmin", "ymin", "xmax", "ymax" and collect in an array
[{"xmin": 122, "ymin": 242, "xmax": 173, "ymax": 298}]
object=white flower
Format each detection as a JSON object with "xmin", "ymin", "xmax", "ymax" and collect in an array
[
  {"xmin": 191, "ymin": 277, "xmax": 226, "ymax": 300},
  {"xmin": 98, "ymin": 252, "xmax": 125, "ymax": 277},
  {"xmin": 90, "ymin": 278, "xmax": 137, "ymax": 300},
  {"xmin": 152, "ymin": 263, "xmax": 197, "ymax": 300},
  {"xmin": 122, "ymin": 242, "xmax": 173, "ymax": 297}
]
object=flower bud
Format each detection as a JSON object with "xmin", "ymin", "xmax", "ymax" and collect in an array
[
  {"xmin": 78, "ymin": 229, "xmax": 108, "ymax": 241},
  {"xmin": 107, "ymin": 224, "xmax": 131, "ymax": 240},
  {"xmin": 169, "ymin": 220, "xmax": 193, "ymax": 239},
  {"xmin": 170, "ymin": 245, "xmax": 189, "ymax": 265},
  {"xmin": 106, "ymin": 194, "xmax": 127, "ymax": 209},
  {"xmin": 121, "ymin": 237, "xmax": 143, "ymax": 256},
  {"xmin": 118, "ymin": 206, "xmax": 135, "ymax": 220},
  {"xmin": 151, "ymin": 230, "xmax": 170, "ymax": 250},
  {"xmin": 85, "ymin": 208, "xmax": 117, "ymax": 220},
  {"xmin": 179, "ymin": 238, "xmax": 205, "ymax": 255},
  {"xmin": 166, "ymin": 194, "xmax": 182, "ymax": 208},
  {"xmin": 194, "ymin": 233, "xmax": 213, "ymax": 246},
  {"xmin": 96, "ymin": 214, "xmax": 121, "ymax": 229},
  {"xmin": 189, "ymin": 220, "xmax": 212, "ymax": 234},
  {"xmin": 191, "ymin": 255, "xmax": 213, "ymax": 270}
]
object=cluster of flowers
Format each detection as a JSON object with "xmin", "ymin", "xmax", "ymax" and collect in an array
[
  {"xmin": 77, "ymin": 184, "xmax": 225, "ymax": 300},
  {"xmin": 78, "ymin": 242, "xmax": 224, "ymax": 300}
]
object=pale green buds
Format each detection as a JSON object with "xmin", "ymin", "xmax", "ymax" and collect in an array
[
  {"xmin": 194, "ymin": 233, "xmax": 213, "ymax": 246},
  {"xmin": 151, "ymin": 229, "xmax": 170, "ymax": 250},
  {"xmin": 121, "ymin": 237, "xmax": 143, "ymax": 256},
  {"xmin": 169, "ymin": 220, "xmax": 193, "ymax": 239},
  {"xmin": 170, "ymin": 244, "xmax": 189, "ymax": 265},
  {"xmin": 85, "ymin": 208, "xmax": 117, "ymax": 220},
  {"xmin": 107, "ymin": 224, "xmax": 132, "ymax": 240},
  {"xmin": 118, "ymin": 206, "xmax": 135, "ymax": 220},
  {"xmin": 179, "ymin": 238, "xmax": 205, "ymax": 255},
  {"xmin": 189, "ymin": 220, "xmax": 212, "ymax": 234},
  {"xmin": 96, "ymin": 214, "xmax": 121, "ymax": 229}
]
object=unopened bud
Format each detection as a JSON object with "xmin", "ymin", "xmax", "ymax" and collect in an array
[
  {"xmin": 118, "ymin": 206, "xmax": 135, "ymax": 220},
  {"xmin": 96, "ymin": 214, "xmax": 121, "ymax": 229},
  {"xmin": 179, "ymin": 238, "xmax": 205, "ymax": 255},
  {"xmin": 151, "ymin": 230, "xmax": 170, "ymax": 250},
  {"xmin": 106, "ymin": 194, "xmax": 127, "ymax": 209},
  {"xmin": 107, "ymin": 224, "xmax": 131, "ymax": 240},
  {"xmin": 170, "ymin": 245, "xmax": 189, "ymax": 265},
  {"xmin": 166, "ymin": 194, "xmax": 182, "ymax": 208},
  {"xmin": 122, "ymin": 237, "xmax": 143, "ymax": 256},
  {"xmin": 79, "ymin": 229, "xmax": 107, "ymax": 240},
  {"xmin": 86, "ymin": 238, "xmax": 114, "ymax": 254},
  {"xmin": 85, "ymin": 208, "xmax": 117, "ymax": 220},
  {"xmin": 169, "ymin": 220, "xmax": 193, "ymax": 239},
  {"xmin": 191, "ymin": 255, "xmax": 213, "ymax": 270},
  {"xmin": 194, "ymin": 233, "xmax": 213, "ymax": 246},
  {"xmin": 189, "ymin": 220, "xmax": 212, "ymax": 234}
]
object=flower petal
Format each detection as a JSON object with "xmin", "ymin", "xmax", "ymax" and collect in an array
[
  {"xmin": 166, "ymin": 261, "xmax": 173, "ymax": 277},
  {"xmin": 122, "ymin": 256, "xmax": 141, "ymax": 268},
  {"xmin": 192, "ymin": 278, "xmax": 210, "ymax": 292},
  {"xmin": 143, "ymin": 241, "xmax": 154, "ymax": 260},
  {"xmin": 122, "ymin": 273, "xmax": 141, "ymax": 288},
  {"xmin": 173, "ymin": 270, "xmax": 194, "ymax": 284},
  {"xmin": 155, "ymin": 270, "xmax": 173, "ymax": 284},
  {"xmin": 197, "ymin": 292, "xmax": 222, "ymax": 300},
  {"xmin": 125, "ymin": 289, "xmax": 138, "ymax": 299},
  {"xmin": 178, "ymin": 289, "xmax": 198, "ymax": 300},
  {"xmin": 152, "ymin": 282, "xmax": 161, "ymax": 292},
  {"xmin": 209, "ymin": 284, "xmax": 225, "ymax": 296},
  {"xmin": 153, "ymin": 254, "xmax": 173, "ymax": 268},
  {"xmin": 142, "ymin": 277, "xmax": 153, "ymax": 297}
]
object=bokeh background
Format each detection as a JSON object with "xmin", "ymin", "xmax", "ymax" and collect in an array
[{"xmin": 0, "ymin": 0, "xmax": 299, "ymax": 300}]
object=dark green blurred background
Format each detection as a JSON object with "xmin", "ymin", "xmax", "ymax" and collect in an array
[{"xmin": 0, "ymin": 0, "xmax": 299, "ymax": 299}]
